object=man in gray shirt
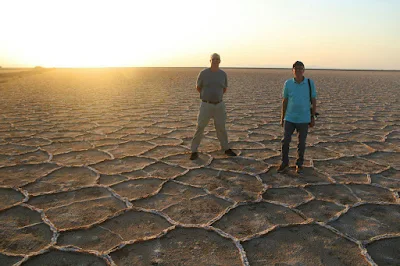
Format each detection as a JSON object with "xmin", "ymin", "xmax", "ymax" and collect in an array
[{"xmin": 190, "ymin": 53, "xmax": 237, "ymax": 160}]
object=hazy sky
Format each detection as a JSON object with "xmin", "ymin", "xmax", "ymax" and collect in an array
[{"xmin": 1, "ymin": 0, "xmax": 399, "ymax": 69}]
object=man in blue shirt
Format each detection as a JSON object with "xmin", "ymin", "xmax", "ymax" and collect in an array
[{"xmin": 278, "ymin": 61, "xmax": 317, "ymax": 174}]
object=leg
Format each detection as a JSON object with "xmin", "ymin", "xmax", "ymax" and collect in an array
[
  {"xmin": 191, "ymin": 102, "xmax": 212, "ymax": 152},
  {"xmin": 296, "ymin": 123, "xmax": 309, "ymax": 167},
  {"xmin": 281, "ymin": 121, "xmax": 296, "ymax": 165},
  {"xmin": 213, "ymin": 102, "xmax": 229, "ymax": 151}
]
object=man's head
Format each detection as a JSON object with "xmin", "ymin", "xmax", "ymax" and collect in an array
[
  {"xmin": 292, "ymin": 61, "xmax": 305, "ymax": 80},
  {"xmin": 210, "ymin": 53, "xmax": 221, "ymax": 67}
]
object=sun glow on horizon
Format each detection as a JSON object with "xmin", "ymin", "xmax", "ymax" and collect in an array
[
  {"xmin": 2, "ymin": 0, "xmax": 218, "ymax": 68},
  {"xmin": 1, "ymin": 0, "xmax": 400, "ymax": 70}
]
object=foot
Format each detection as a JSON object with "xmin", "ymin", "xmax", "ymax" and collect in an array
[
  {"xmin": 189, "ymin": 152, "xmax": 198, "ymax": 160},
  {"xmin": 225, "ymin": 149, "xmax": 237, "ymax": 156},
  {"xmin": 296, "ymin": 165, "xmax": 304, "ymax": 174},
  {"xmin": 277, "ymin": 163, "xmax": 288, "ymax": 173}
]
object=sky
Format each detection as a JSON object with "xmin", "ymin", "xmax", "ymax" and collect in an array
[{"xmin": 1, "ymin": 0, "xmax": 399, "ymax": 70}]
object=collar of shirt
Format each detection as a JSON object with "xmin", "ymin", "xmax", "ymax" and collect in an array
[{"xmin": 293, "ymin": 77, "xmax": 306, "ymax": 84}]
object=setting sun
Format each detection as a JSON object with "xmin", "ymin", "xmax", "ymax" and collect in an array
[
  {"xmin": 1, "ymin": 0, "xmax": 400, "ymax": 69},
  {"xmin": 3, "ymin": 1, "xmax": 184, "ymax": 67}
]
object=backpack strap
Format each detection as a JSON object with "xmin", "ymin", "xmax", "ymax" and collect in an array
[{"xmin": 307, "ymin": 78, "xmax": 312, "ymax": 104}]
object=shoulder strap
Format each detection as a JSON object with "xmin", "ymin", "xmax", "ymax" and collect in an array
[{"xmin": 307, "ymin": 78, "xmax": 312, "ymax": 104}]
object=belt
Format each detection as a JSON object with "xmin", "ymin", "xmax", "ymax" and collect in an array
[{"xmin": 202, "ymin": 100, "xmax": 221, "ymax": 104}]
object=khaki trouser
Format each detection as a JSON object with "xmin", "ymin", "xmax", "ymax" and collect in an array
[{"xmin": 191, "ymin": 101, "xmax": 229, "ymax": 152}]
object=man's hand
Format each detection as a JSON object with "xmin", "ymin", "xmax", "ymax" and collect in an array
[
  {"xmin": 309, "ymin": 117, "xmax": 315, "ymax": 128},
  {"xmin": 280, "ymin": 118, "xmax": 284, "ymax": 127}
]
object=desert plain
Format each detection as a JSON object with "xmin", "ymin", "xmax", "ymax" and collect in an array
[{"xmin": 0, "ymin": 67, "xmax": 399, "ymax": 265}]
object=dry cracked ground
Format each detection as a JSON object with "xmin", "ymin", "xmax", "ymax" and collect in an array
[{"xmin": 0, "ymin": 68, "xmax": 399, "ymax": 266}]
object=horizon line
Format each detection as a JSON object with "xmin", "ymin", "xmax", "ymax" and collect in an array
[{"xmin": 1, "ymin": 66, "xmax": 400, "ymax": 72}]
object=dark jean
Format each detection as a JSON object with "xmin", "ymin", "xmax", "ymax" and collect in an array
[{"xmin": 281, "ymin": 121, "xmax": 309, "ymax": 166}]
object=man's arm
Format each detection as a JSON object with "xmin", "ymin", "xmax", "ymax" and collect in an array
[
  {"xmin": 281, "ymin": 98, "xmax": 288, "ymax": 127},
  {"xmin": 223, "ymin": 72, "xmax": 228, "ymax": 94},
  {"xmin": 196, "ymin": 71, "xmax": 203, "ymax": 93},
  {"xmin": 310, "ymin": 98, "xmax": 317, "ymax": 127},
  {"xmin": 311, "ymin": 98, "xmax": 317, "ymax": 116}
]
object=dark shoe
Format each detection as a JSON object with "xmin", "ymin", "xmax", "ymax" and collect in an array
[
  {"xmin": 296, "ymin": 165, "xmax": 304, "ymax": 174},
  {"xmin": 225, "ymin": 149, "xmax": 237, "ymax": 156},
  {"xmin": 277, "ymin": 163, "xmax": 288, "ymax": 173},
  {"xmin": 189, "ymin": 152, "xmax": 198, "ymax": 160}
]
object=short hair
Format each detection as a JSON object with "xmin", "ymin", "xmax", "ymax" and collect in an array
[
  {"xmin": 293, "ymin": 61, "xmax": 305, "ymax": 68},
  {"xmin": 210, "ymin": 53, "xmax": 221, "ymax": 60}
]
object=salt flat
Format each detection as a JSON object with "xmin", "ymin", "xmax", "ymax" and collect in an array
[{"xmin": 0, "ymin": 68, "xmax": 399, "ymax": 265}]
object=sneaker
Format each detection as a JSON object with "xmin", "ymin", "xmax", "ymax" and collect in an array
[
  {"xmin": 225, "ymin": 149, "xmax": 237, "ymax": 156},
  {"xmin": 189, "ymin": 152, "xmax": 198, "ymax": 160},
  {"xmin": 296, "ymin": 165, "xmax": 304, "ymax": 174},
  {"xmin": 277, "ymin": 163, "xmax": 288, "ymax": 173}
]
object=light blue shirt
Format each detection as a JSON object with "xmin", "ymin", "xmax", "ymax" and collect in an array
[{"xmin": 283, "ymin": 77, "xmax": 317, "ymax": 123}]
